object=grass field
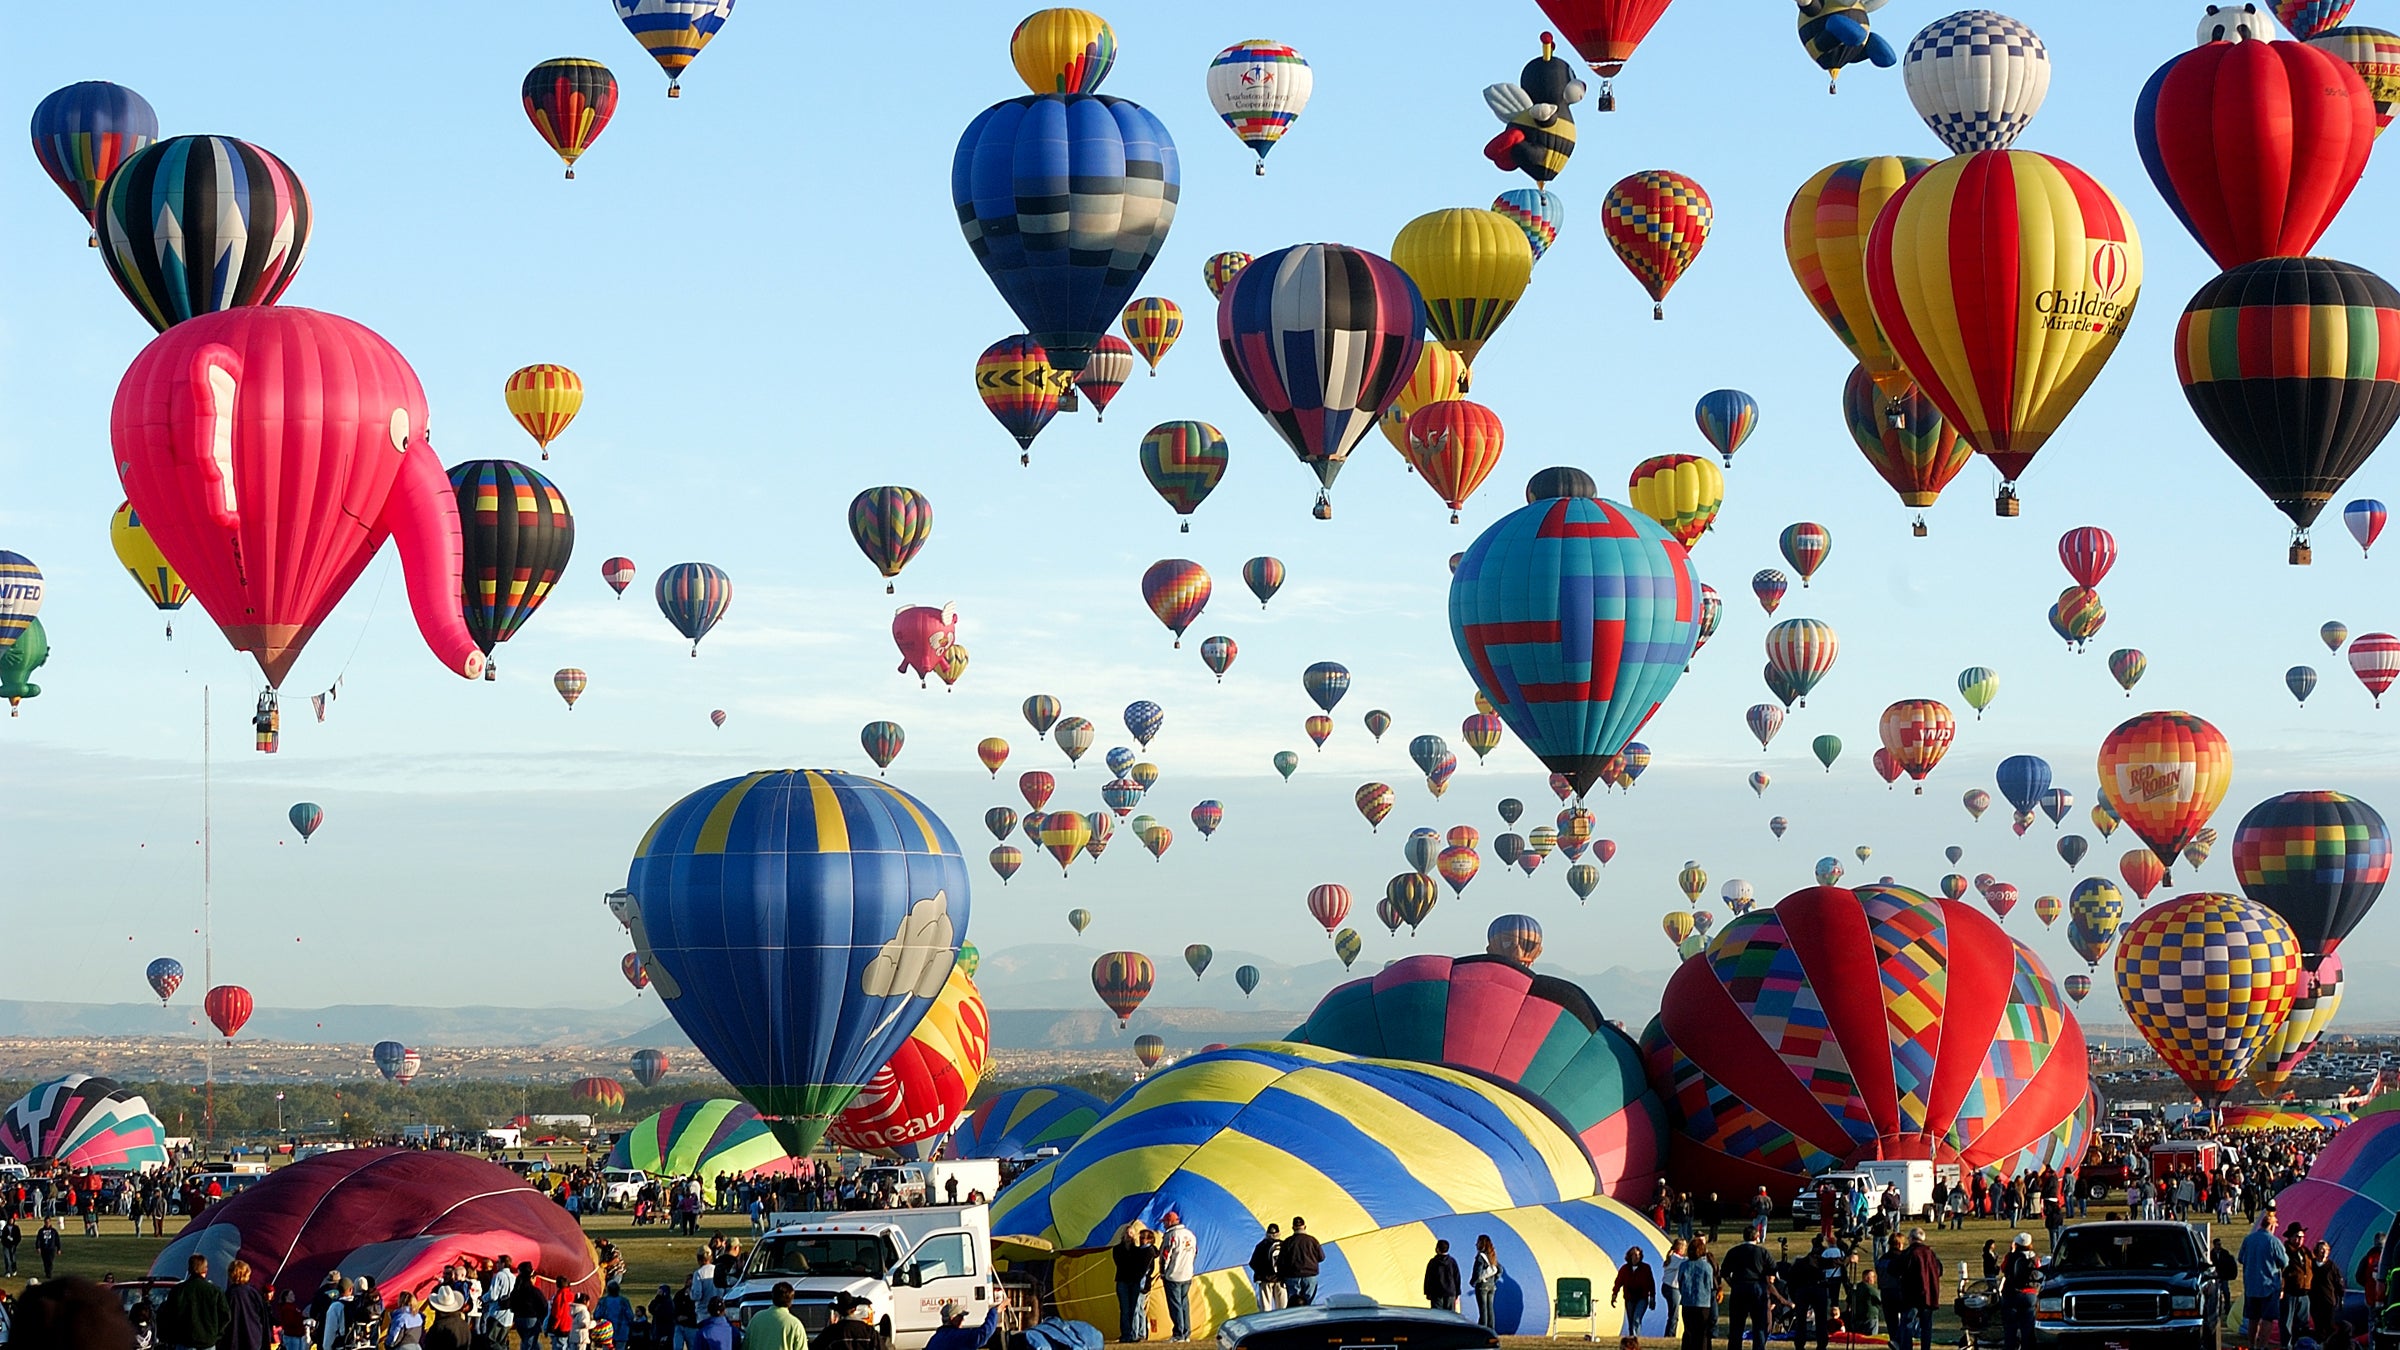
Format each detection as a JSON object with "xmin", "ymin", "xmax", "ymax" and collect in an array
[{"xmin": 23, "ymin": 1202, "xmax": 2243, "ymax": 1346}]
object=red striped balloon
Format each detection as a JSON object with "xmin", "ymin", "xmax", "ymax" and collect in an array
[
  {"xmin": 2058, "ymin": 526, "xmax": 2117, "ymax": 589},
  {"xmin": 2350, "ymin": 631, "xmax": 2400, "ymax": 705}
]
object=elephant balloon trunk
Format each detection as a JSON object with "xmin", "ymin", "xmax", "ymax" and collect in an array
[{"xmin": 382, "ymin": 440, "xmax": 485, "ymax": 681}]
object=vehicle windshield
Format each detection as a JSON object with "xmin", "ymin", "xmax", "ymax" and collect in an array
[
  {"xmin": 2053, "ymin": 1229, "xmax": 2199, "ymax": 1272},
  {"xmin": 749, "ymin": 1233, "xmax": 894, "ymax": 1279}
]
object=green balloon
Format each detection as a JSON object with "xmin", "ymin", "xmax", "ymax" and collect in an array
[
  {"xmin": 1, "ymin": 617, "xmax": 47, "ymax": 711},
  {"xmin": 1273, "ymin": 750, "xmax": 1300, "ymax": 780},
  {"xmin": 1811, "ymin": 733, "xmax": 1842, "ymax": 772}
]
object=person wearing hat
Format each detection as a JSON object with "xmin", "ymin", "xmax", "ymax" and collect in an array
[
  {"xmin": 744, "ymin": 1282, "xmax": 809, "ymax": 1350},
  {"xmin": 1160, "ymin": 1210, "xmax": 1199, "ymax": 1339},
  {"xmin": 159, "ymin": 1252, "xmax": 233, "ymax": 1350},
  {"xmin": 818, "ymin": 1293, "xmax": 881, "ymax": 1350},
  {"xmin": 1999, "ymin": 1233, "xmax": 2043, "ymax": 1350},
  {"xmin": 923, "ymin": 1289, "xmax": 1005, "ymax": 1350},
  {"xmin": 596, "ymin": 1284, "xmax": 634, "ymax": 1350},
  {"xmin": 424, "ymin": 1284, "xmax": 475, "ymax": 1350}
]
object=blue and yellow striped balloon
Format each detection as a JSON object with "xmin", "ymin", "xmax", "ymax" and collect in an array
[
  {"xmin": 614, "ymin": 0, "xmax": 736, "ymax": 95},
  {"xmin": 622, "ymin": 770, "xmax": 971, "ymax": 1153},
  {"xmin": 993, "ymin": 1043, "xmax": 1662, "ymax": 1338},
  {"xmin": 952, "ymin": 1083, "xmax": 1107, "ymax": 1159},
  {"xmin": 0, "ymin": 552, "xmax": 44, "ymax": 653}
]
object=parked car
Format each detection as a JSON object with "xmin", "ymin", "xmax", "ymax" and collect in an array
[
  {"xmin": 1217, "ymin": 1295, "xmax": 1500, "ymax": 1350},
  {"xmin": 2034, "ymin": 1221, "xmax": 2220, "ymax": 1350}
]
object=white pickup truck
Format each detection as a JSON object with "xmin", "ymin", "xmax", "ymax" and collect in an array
[{"xmin": 721, "ymin": 1204, "xmax": 997, "ymax": 1348}]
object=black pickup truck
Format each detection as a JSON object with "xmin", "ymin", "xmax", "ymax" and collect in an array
[{"xmin": 2034, "ymin": 1221, "xmax": 2221, "ymax": 1350}]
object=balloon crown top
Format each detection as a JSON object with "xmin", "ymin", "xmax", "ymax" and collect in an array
[
  {"xmin": 1541, "ymin": 31, "xmax": 1556, "ymax": 57},
  {"xmin": 1525, "ymin": 467, "xmax": 1598, "ymax": 502}
]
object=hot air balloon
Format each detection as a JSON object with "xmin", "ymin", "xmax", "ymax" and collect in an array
[
  {"xmin": 1008, "ymin": 7, "xmax": 1117, "ymax": 95},
  {"xmin": 1602, "ymin": 171, "xmax": 1712, "ymax": 319},
  {"xmin": 1753, "ymin": 570, "xmax": 1788, "ymax": 616},
  {"xmin": 1691, "ymin": 389, "xmax": 1759, "ymax": 467},
  {"xmin": 846, "ymin": 487, "xmax": 934, "ymax": 594},
  {"xmin": 620, "ymin": 951, "xmax": 651, "ymax": 992},
  {"xmin": 1219, "ymin": 244, "xmax": 1427, "ymax": 519},
  {"xmin": 520, "ymin": 60, "xmax": 618, "ymax": 178},
  {"xmin": 1796, "ymin": 1, "xmax": 1900, "ymax": 90},
  {"xmin": 1878, "ymin": 700, "xmax": 1956, "ymax": 793},
  {"xmin": 1770, "ymin": 817, "xmax": 1790, "ymax": 838},
  {"xmin": 2309, "ymin": 26, "xmax": 2400, "ymax": 135},
  {"xmin": 649, "ymin": 562, "xmax": 732, "ymax": 657},
  {"xmin": 204, "ymin": 986, "xmax": 252, "ymax": 1040},
  {"xmin": 1073, "ymin": 335, "xmax": 1135, "ymax": 421},
  {"xmin": 1088, "ymin": 951, "xmax": 1156, "ymax": 1029},
  {"xmin": 2135, "ymin": 36, "xmax": 2372, "ymax": 272},
  {"xmin": 2342, "ymin": 498, "xmax": 2389, "ymax": 558},
  {"xmin": 2115, "ymin": 892, "xmax": 2305, "ymax": 1107},
  {"xmin": 1647, "ymin": 884, "xmax": 2089, "ymax": 1200},
  {"xmin": 1340, "ymin": 782, "xmax": 1394, "ymax": 834},
  {"xmin": 1040, "ymin": 811, "xmax": 1092, "ymax": 873},
  {"xmin": 1533, "ymin": 0, "xmax": 1677, "ymax": 107},
  {"xmin": 94, "ymin": 135, "xmax": 309, "ymax": 331},
  {"xmin": 985, "ymin": 808, "xmax": 1020, "ymax": 843},
  {"xmin": 2120, "ymin": 849, "xmax": 2167, "ymax": 902},
  {"xmin": 1386, "ymin": 873, "xmax": 1440, "ymax": 933},
  {"xmin": 1123, "ymin": 701, "xmax": 1165, "ymax": 750},
  {"xmin": 145, "ymin": 958, "xmax": 183, "ymax": 1004},
  {"xmin": 2176, "ymin": 259, "xmax": 2400, "ymax": 562},
  {"xmin": 1786, "ymin": 156, "xmax": 1936, "ymax": 398},
  {"xmin": 597, "ymin": 557, "xmax": 636, "ymax": 598},
  {"xmin": 2048, "ymin": 587, "xmax": 2106, "ymax": 652},
  {"xmin": 1300, "ymin": 662, "xmax": 1352, "ymax": 713},
  {"xmin": 1778, "ymin": 524, "xmax": 1832, "ymax": 587},
  {"xmin": 108, "ymin": 309, "xmax": 483, "ymax": 688},
  {"xmin": 1817, "ymin": 857, "xmax": 1849, "ymax": 886},
  {"xmin": 1134, "ymin": 421, "xmax": 1229, "ymax": 533},
  {"xmin": 976, "ymin": 335, "xmax": 1069, "ymax": 464},
  {"xmin": 953, "ymin": 86, "xmax": 1177, "ymax": 379},
  {"xmin": 1452, "ymin": 473, "xmax": 1702, "ymax": 798},
  {"xmin": 1995, "ymin": 756, "xmax": 2052, "ymax": 820},
  {"xmin": 1480, "ymin": 33, "xmax": 1586, "ymax": 184},
  {"xmin": 860, "ymin": 721, "xmax": 904, "ymax": 774},
  {"xmin": 1866, "ymin": 150, "xmax": 2141, "ymax": 514},
  {"xmin": 2065, "ymin": 877, "xmax": 2123, "ymax": 967},
  {"xmin": 446, "ymin": 459, "xmax": 574, "ymax": 679},
  {"xmin": 1190, "ymin": 801, "xmax": 1224, "ymax": 839},
  {"xmin": 1763, "ymin": 619, "xmax": 1838, "ymax": 709},
  {"xmin": 1141, "ymin": 560, "xmax": 1210, "ymax": 647},
  {"xmin": 1793, "ymin": 736, "xmax": 1836, "ymax": 776},
  {"xmin": 2108, "ymin": 649, "xmax": 2147, "ymax": 696},
  {"xmin": 2248, "ymin": 951, "xmax": 2346, "ymax": 1097},
  {"xmin": 1627, "ymin": 455, "xmax": 1724, "ymax": 549},
  {"xmin": 1744, "ymin": 704, "xmax": 1785, "ymax": 751},
  {"xmin": 1121, "ymin": 297, "xmax": 1183, "ymax": 376},
  {"xmin": 1055, "ymin": 718, "xmax": 1094, "ymax": 765},
  {"xmin": 613, "ymin": 0, "xmax": 734, "ymax": 97},
  {"xmin": 1841, "ymin": 367, "xmax": 1971, "ymax": 534},
  {"xmin": 2098, "ymin": 711, "xmax": 2232, "ymax": 881},
  {"xmin": 1956, "ymin": 667, "xmax": 1999, "ymax": 719},
  {"xmin": 2039, "ymin": 788, "xmax": 2074, "ymax": 828},
  {"xmin": 1660, "ymin": 910, "xmax": 1696, "ymax": 947},
  {"xmin": 1207, "ymin": 40, "xmax": 1311, "ymax": 174},
  {"xmin": 1461, "ymin": 714, "xmax": 1505, "ymax": 764},
  {"xmin": 2232, "ymin": 790, "xmax": 2392, "ymax": 963},
  {"xmin": 30, "ymin": 81, "xmax": 157, "ymax": 244},
  {"xmin": 1902, "ymin": 10, "xmax": 2051, "ymax": 153},
  {"xmin": 499, "ymin": 364, "xmax": 584, "ymax": 461},
  {"xmin": 985, "ymin": 843, "xmax": 1024, "ymax": 885},
  {"xmin": 2059, "ymin": 834, "xmax": 2089, "ymax": 871},
  {"xmin": 1404, "ymin": 401, "xmax": 1508, "ymax": 524},
  {"xmin": 108, "ymin": 502, "xmax": 188, "ymax": 638},
  {"xmin": 1984, "ymin": 881, "xmax": 2020, "ymax": 922},
  {"xmin": 1438, "ymin": 845, "xmax": 1482, "ymax": 896},
  {"xmin": 1492, "ymin": 188, "xmax": 1567, "ymax": 264},
  {"xmin": 1392, "ymin": 209, "xmax": 1534, "ymax": 370},
  {"xmin": 2092, "ymin": 802, "xmax": 2120, "ymax": 838},
  {"xmin": 618, "ymin": 773, "xmax": 968, "ymax": 1150}
]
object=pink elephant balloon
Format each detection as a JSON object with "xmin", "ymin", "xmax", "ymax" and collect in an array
[
  {"xmin": 108, "ymin": 307, "xmax": 482, "ymax": 687},
  {"xmin": 892, "ymin": 602, "xmax": 958, "ymax": 685}
]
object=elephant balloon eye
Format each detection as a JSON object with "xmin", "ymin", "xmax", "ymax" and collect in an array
[{"xmin": 387, "ymin": 407, "xmax": 411, "ymax": 454}]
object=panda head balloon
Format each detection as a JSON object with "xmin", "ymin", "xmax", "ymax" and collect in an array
[{"xmin": 2197, "ymin": 3, "xmax": 2273, "ymax": 42}]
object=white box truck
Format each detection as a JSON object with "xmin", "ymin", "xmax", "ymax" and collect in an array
[
  {"xmin": 722, "ymin": 1204, "xmax": 996, "ymax": 1348},
  {"xmin": 1856, "ymin": 1159, "xmax": 1939, "ymax": 1220}
]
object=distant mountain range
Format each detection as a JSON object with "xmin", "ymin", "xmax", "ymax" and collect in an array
[{"xmin": 24, "ymin": 947, "xmax": 2400, "ymax": 1054}]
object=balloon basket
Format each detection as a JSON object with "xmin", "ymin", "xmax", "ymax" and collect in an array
[
  {"xmin": 85, "ymin": 235, "xmax": 98, "ymax": 248},
  {"xmin": 1180, "ymin": 521, "xmax": 1189, "ymax": 533},
  {"xmin": 1597, "ymin": 82, "xmax": 1617, "ymax": 112},
  {"xmin": 1912, "ymin": 516, "xmax": 1928, "ymax": 538},
  {"xmin": 1652, "ymin": 303, "xmax": 1664, "ymax": 321},
  {"xmin": 668, "ymin": 84, "xmax": 682, "ymax": 99},
  {"xmin": 886, "ymin": 582, "xmax": 895, "ymax": 594},
  {"xmin": 2290, "ymin": 540, "xmax": 2313, "ymax": 565},
  {"xmin": 1254, "ymin": 163, "xmax": 1266, "ymax": 177},
  {"xmin": 1995, "ymin": 488, "xmax": 2020, "ymax": 517},
  {"xmin": 564, "ymin": 168, "xmax": 575, "ymax": 180}
]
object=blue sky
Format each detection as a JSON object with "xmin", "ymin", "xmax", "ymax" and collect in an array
[{"xmin": 6, "ymin": 2, "xmax": 2400, "ymax": 1032}]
